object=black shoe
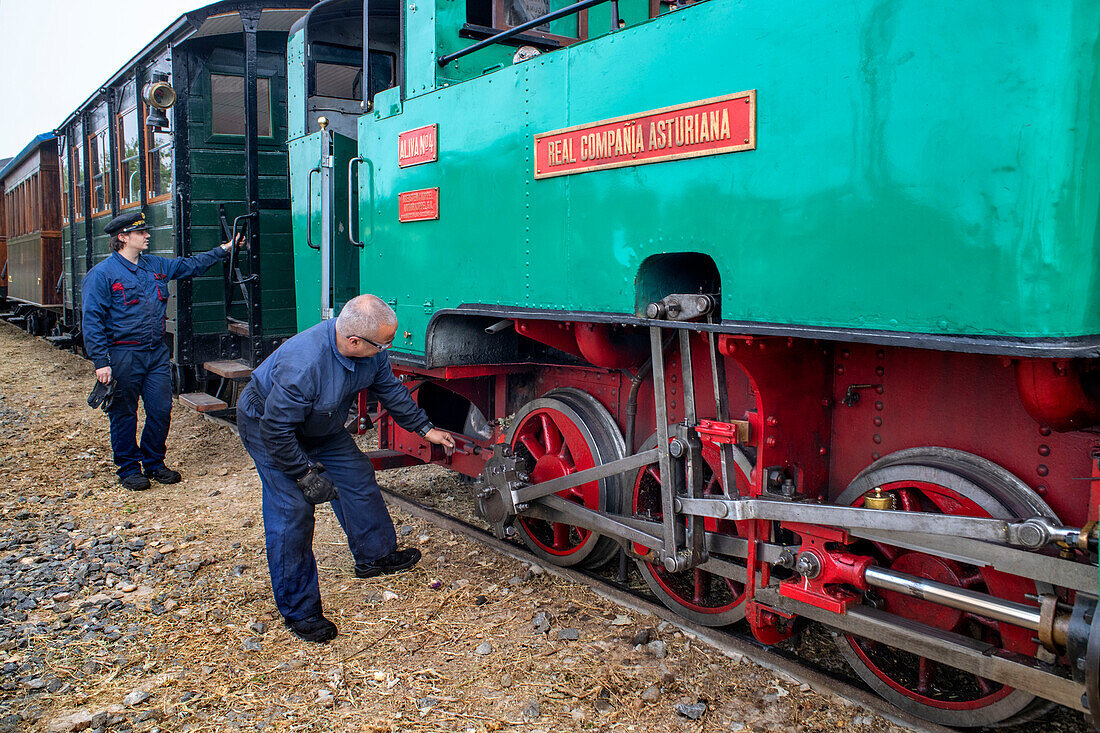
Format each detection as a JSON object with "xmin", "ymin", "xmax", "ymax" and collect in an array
[
  {"xmin": 144, "ymin": 466, "xmax": 182, "ymax": 484},
  {"xmin": 285, "ymin": 613, "xmax": 338, "ymax": 643},
  {"xmin": 354, "ymin": 547, "xmax": 422, "ymax": 578},
  {"xmin": 120, "ymin": 474, "xmax": 151, "ymax": 491}
]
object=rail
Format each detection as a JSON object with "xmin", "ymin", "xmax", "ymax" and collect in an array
[{"xmin": 437, "ymin": 0, "xmax": 618, "ymax": 67}]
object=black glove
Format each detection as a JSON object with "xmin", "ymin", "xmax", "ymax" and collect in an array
[
  {"xmin": 87, "ymin": 379, "xmax": 116, "ymax": 412},
  {"xmin": 297, "ymin": 463, "xmax": 337, "ymax": 505}
]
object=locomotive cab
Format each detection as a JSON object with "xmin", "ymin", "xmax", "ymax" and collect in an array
[{"xmin": 288, "ymin": 0, "xmax": 402, "ymax": 329}]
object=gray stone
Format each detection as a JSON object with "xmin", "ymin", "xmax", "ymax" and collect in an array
[
  {"xmin": 557, "ymin": 628, "xmax": 579, "ymax": 641},
  {"xmin": 44, "ymin": 709, "xmax": 95, "ymax": 733},
  {"xmin": 474, "ymin": 642, "xmax": 492, "ymax": 656},
  {"xmin": 532, "ymin": 610, "xmax": 553, "ymax": 634},
  {"xmin": 646, "ymin": 640, "xmax": 668, "ymax": 659},
  {"xmin": 242, "ymin": 638, "xmax": 262, "ymax": 652},
  {"xmin": 630, "ymin": 628, "xmax": 652, "ymax": 646},
  {"xmin": 640, "ymin": 684, "xmax": 660, "ymax": 702},
  {"xmin": 123, "ymin": 690, "xmax": 150, "ymax": 707},
  {"xmin": 676, "ymin": 701, "xmax": 707, "ymax": 720},
  {"xmin": 500, "ymin": 673, "xmax": 513, "ymax": 688},
  {"xmin": 520, "ymin": 699, "xmax": 540, "ymax": 720}
]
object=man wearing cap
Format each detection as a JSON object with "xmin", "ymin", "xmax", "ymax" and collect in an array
[
  {"xmin": 81, "ymin": 210, "xmax": 239, "ymax": 491},
  {"xmin": 237, "ymin": 294, "xmax": 455, "ymax": 643}
]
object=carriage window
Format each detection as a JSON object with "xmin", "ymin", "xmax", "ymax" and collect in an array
[
  {"xmin": 5, "ymin": 176, "xmax": 41, "ymax": 238},
  {"xmin": 59, "ymin": 136, "xmax": 70, "ymax": 226},
  {"xmin": 117, "ymin": 83, "xmax": 141, "ymax": 209},
  {"xmin": 72, "ymin": 125, "xmax": 85, "ymax": 222},
  {"xmin": 144, "ymin": 102, "xmax": 172, "ymax": 202},
  {"xmin": 117, "ymin": 108, "xmax": 141, "ymax": 208},
  {"xmin": 88, "ymin": 124, "xmax": 112, "ymax": 217},
  {"xmin": 211, "ymin": 74, "xmax": 272, "ymax": 137}
]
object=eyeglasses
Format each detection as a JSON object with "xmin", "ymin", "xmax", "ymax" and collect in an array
[{"xmin": 351, "ymin": 334, "xmax": 393, "ymax": 350}]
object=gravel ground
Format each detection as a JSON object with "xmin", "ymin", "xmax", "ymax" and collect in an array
[{"xmin": 0, "ymin": 320, "xmax": 1081, "ymax": 733}]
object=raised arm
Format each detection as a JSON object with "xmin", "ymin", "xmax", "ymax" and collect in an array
[{"xmin": 159, "ymin": 236, "xmax": 239, "ymax": 280}]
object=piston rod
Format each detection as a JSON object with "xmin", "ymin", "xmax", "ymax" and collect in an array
[{"xmin": 864, "ymin": 566, "xmax": 1042, "ymax": 631}]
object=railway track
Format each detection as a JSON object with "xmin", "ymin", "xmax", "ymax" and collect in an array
[
  {"xmin": 196, "ymin": 408, "xmax": 1091, "ymax": 732},
  {"xmin": 379, "ymin": 485, "xmax": 968, "ymax": 733}
]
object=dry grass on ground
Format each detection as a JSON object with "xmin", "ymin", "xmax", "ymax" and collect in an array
[{"xmin": 0, "ymin": 321, "xmax": 912, "ymax": 733}]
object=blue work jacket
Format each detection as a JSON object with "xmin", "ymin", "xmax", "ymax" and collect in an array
[
  {"xmin": 239, "ymin": 319, "xmax": 431, "ymax": 478},
  {"xmin": 81, "ymin": 248, "xmax": 229, "ymax": 369}
]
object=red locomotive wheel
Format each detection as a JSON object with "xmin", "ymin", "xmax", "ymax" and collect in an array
[
  {"xmin": 508, "ymin": 389, "xmax": 626, "ymax": 568},
  {"xmin": 631, "ymin": 437, "xmax": 749, "ymax": 626},
  {"xmin": 834, "ymin": 448, "xmax": 1057, "ymax": 728}
]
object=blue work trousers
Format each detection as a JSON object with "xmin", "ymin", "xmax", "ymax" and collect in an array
[
  {"xmin": 237, "ymin": 413, "xmax": 398, "ymax": 621},
  {"xmin": 105, "ymin": 343, "xmax": 173, "ymax": 478}
]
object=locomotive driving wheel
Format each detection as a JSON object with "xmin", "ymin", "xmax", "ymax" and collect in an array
[
  {"xmin": 507, "ymin": 388, "xmax": 627, "ymax": 568},
  {"xmin": 631, "ymin": 436, "xmax": 750, "ymax": 626},
  {"xmin": 834, "ymin": 448, "xmax": 1057, "ymax": 727}
]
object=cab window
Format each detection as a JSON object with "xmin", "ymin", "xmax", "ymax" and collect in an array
[{"xmin": 466, "ymin": 0, "xmax": 587, "ymax": 45}]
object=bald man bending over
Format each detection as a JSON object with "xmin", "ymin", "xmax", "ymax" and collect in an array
[{"xmin": 237, "ymin": 295, "xmax": 455, "ymax": 642}]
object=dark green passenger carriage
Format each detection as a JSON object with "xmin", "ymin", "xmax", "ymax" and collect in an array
[{"xmin": 55, "ymin": 0, "xmax": 315, "ymax": 395}]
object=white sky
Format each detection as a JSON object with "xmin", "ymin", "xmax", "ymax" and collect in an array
[{"xmin": 0, "ymin": 0, "xmax": 202, "ymax": 159}]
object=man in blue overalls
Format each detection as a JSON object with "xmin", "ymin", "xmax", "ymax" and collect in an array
[
  {"xmin": 237, "ymin": 294, "xmax": 455, "ymax": 643},
  {"xmin": 82, "ymin": 210, "xmax": 237, "ymax": 491}
]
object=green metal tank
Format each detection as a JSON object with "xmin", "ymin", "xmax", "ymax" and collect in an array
[{"xmin": 292, "ymin": 0, "xmax": 1100, "ymax": 358}]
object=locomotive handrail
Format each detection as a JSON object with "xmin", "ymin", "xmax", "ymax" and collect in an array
[
  {"xmin": 348, "ymin": 156, "xmax": 365, "ymax": 249},
  {"xmin": 306, "ymin": 167, "xmax": 320, "ymax": 250},
  {"xmin": 437, "ymin": 0, "xmax": 612, "ymax": 67}
]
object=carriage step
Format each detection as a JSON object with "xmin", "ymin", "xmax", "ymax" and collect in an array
[
  {"xmin": 227, "ymin": 321, "xmax": 251, "ymax": 336},
  {"xmin": 203, "ymin": 359, "xmax": 253, "ymax": 380},
  {"xmin": 5, "ymin": 316, "xmax": 27, "ymax": 326},
  {"xmin": 46, "ymin": 334, "xmax": 73, "ymax": 347},
  {"xmin": 178, "ymin": 392, "xmax": 229, "ymax": 412}
]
